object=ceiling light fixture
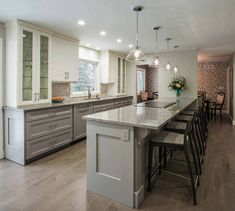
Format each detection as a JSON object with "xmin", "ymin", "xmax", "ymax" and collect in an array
[
  {"xmin": 165, "ymin": 38, "xmax": 172, "ymax": 71},
  {"xmin": 149, "ymin": 26, "xmax": 161, "ymax": 68},
  {"xmin": 117, "ymin": 39, "xmax": 122, "ymax": 43},
  {"xmin": 96, "ymin": 47, "xmax": 100, "ymax": 50},
  {"xmin": 126, "ymin": 6, "xmax": 145, "ymax": 62},
  {"xmin": 78, "ymin": 20, "xmax": 85, "ymax": 25},
  {"xmin": 86, "ymin": 43, "xmax": 90, "ymax": 47},
  {"xmin": 173, "ymin": 45, "xmax": 179, "ymax": 73},
  {"xmin": 100, "ymin": 31, "xmax": 106, "ymax": 36},
  {"xmin": 128, "ymin": 44, "xmax": 133, "ymax": 48}
]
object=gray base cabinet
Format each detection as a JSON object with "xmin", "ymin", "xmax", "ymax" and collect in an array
[
  {"xmin": 74, "ymin": 103, "xmax": 93, "ymax": 140},
  {"xmin": 4, "ymin": 96, "xmax": 133, "ymax": 165},
  {"xmin": 26, "ymin": 129, "xmax": 72, "ymax": 159}
]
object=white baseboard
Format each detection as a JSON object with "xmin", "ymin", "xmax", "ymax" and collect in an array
[
  {"xmin": 0, "ymin": 150, "xmax": 4, "ymax": 159},
  {"xmin": 134, "ymin": 185, "xmax": 145, "ymax": 208}
]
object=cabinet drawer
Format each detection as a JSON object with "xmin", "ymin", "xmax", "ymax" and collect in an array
[
  {"xmin": 26, "ymin": 106, "xmax": 72, "ymax": 122},
  {"xmin": 93, "ymin": 99, "xmax": 114, "ymax": 106},
  {"xmin": 26, "ymin": 114, "xmax": 72, "ymax": 140},
  {"xmin": 74, "ymin": 103, "xmax": 93, "ymax": 110},
  {"xmin": 26, "ymin": 129, "xmax": 72, "ymax": 159},
  {"xmin": 93, "ymin": 102, "xmax": 114, "ymax": 113}
]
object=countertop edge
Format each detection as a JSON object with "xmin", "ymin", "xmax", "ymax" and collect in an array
[{"xmin": 3, "ymin": 96, "xmax": 133, "ymax": 112}]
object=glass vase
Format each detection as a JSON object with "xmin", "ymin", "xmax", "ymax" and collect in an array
[{"xmin": 176, "ymin": 89, "xmax": 181, "ymax": 107}]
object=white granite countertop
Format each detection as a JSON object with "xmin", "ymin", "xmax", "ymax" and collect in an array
[
  {"xmin": 5, "ymin": 96, "xmax": 133, "ymax": 111},
  {"xmin": 83, "ymin": 98, "xmax": 196, "ymax": 130}
]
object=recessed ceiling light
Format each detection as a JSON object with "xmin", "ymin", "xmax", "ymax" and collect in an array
[
  {"xmin": 96, "ymin": 47, "xmax": 100, "ymax": 50},
  {"xmin": 117, "ymin": 39, "xmax": 122, "ymax": 43},
  {"xmin": 128, "ymin": 44, "xmax": 133, "ymax": 48},
  {"xmin": 100, "ymin": 31, "xmax": 106, "ymax": 36},
  {"xmin": 86, "ymin": 43, "xmax": 90, "ymax": 47},
  {"xmin": 78, "ymin": 20, "xmax": 85, "ymax": 25}
]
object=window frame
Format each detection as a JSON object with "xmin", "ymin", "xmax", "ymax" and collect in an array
[
  {"xmin": 136, "ymin": 68, "xmax": 146, "ymax": 94},
  {"xmin": 70, "ymin": 58, "xmax": 100, "ymax": 97}
]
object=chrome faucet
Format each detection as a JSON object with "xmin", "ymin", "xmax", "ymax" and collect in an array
[{"xmin": 88, "ymin": 86, "xmax": 91, "ymax": 99}]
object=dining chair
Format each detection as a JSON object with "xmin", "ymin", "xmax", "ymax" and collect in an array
[{"xmin": 209, "ymin": 92, "xmax": 225, "ymax": 119}]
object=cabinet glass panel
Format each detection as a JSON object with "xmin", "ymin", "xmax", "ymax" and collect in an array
[
  {"xmin": 117, "ymin": 57, "xmax": 121, "ymax": 93},
  {"xmin": 40, "ymin": 35, "xmax": 49, "ymax": 100},
  {"xmin": 122, "ymin": 59, "xmax": 126, "ymax": 93},
  {"xmin": 22, "ymin": 30, "xmax": 33, "ymax": 101}
]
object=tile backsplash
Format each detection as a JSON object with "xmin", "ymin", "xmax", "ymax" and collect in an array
[
  {"xmin": 52, "ymin": 83, "xmax": 70, "ymax": 97},
  {"xmin": 52, "ymin": 83, "xmax": 110, "ymax": 97}
]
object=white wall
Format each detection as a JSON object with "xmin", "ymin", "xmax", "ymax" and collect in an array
[
  {"xmin": 142, "ymin": 50, "xmax": 198, "ymax": 98},
  {"xmin": 126, "ymin": 61, "xmax": 137, "ymax": 103},
  {"xmin": 0, "ymin": 22, "xmax": 5, "ymax": 159}
]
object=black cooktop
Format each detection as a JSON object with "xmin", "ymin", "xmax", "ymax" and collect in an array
[{"xmin": 137, "ymin": 101, "xmax": 175, "ymax": 108}]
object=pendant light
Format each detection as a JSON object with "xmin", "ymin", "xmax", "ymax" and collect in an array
[
  {"xmin": 165, "ymin": 38, "xmax": 172, "ymax": 71},
  {"xmin": 126, "ymin": 6, "xmax": 145, "ymax": 62},
  {"xmin": 149, "ymin": 26, "xmax": 161, "ymax": 68},
  {"xmin": 173, "ymin": 45, "xmax": 179, "ymax": 73}
]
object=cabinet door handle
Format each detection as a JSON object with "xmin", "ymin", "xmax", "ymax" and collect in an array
[
  {"xmin": 64, "ymin": 72, "xmax": 67, "ymax": 79},
  {"xmin": 34, "ymin": 93, "xmax": 37, "ymax": 101}
]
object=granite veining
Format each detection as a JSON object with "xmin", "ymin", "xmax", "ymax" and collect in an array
[{"xmin": 83, "ymin": 98, "xmax": 196, "ymax": 130}]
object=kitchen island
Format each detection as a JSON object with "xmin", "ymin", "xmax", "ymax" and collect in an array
[{"xmin": 83, "ymin": 97, "xmax": 197, "ymax": 208}]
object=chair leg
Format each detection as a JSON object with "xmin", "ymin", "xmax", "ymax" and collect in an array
[
  {"xmin": 148, "ymin": 143, "xmax": 154, "ymax": 192},
  {"xmin": 196, "ymin": 123, "xmax": 205, "ymax": 155},
  {"xmin": 184, "ymin": 145, "xmax": 197, "ymax": 205},
  {"xmin": 163, "ymin": 147, "xmax": 167, "ymax": 167},
  {"xmin": 159, "ymin": 147, "xmax": 162, "ymax": 175},
  {"xmin": 220, "ymin": 109, "xmax": 222, "ymax": 119}
]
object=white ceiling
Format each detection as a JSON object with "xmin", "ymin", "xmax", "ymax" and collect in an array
[{"xmin": 1, "ymin": 0, "xmax": 235, "ymax": 56}]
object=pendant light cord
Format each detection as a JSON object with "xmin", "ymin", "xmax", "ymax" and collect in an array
[
  {"xmin": 155, "ymin": 29, "xmax": 158, "ymax": 54},
  {"xmin": 135, "ymin": 11, "xmax": 139, "ymax": 47}
]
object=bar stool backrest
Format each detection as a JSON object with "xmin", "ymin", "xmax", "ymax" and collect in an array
[{"xmin": 184, "ymin": 112, "xmax": 196, "ymax": 144}]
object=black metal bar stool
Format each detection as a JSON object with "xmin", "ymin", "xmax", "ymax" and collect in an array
[
  {"xmin": 182, "ymin": 108, "xmax": 206, "ymax": 156},
  {"xmin": 165, "ymin": 114, "xmax": 202, "ymax": 175},
  {"xmin": 147, "ymin": 118, "xmax": 199, "ymax": 205}
]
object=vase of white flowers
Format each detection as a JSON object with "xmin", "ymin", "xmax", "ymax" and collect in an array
[{"xmin": 168, "ymin": 76, "xmax": 186, "ymax": 106}]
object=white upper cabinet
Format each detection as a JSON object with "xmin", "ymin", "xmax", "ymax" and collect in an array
[
  {"xmin": 100, "ymin": 51, "xmax": 116, "ymax": 84},
  {"xmin": 5, "ymin": 20, "xmax": 52, "ymax": 106},
  {"xmin": 52, "ymin": 36, "xmax": 79, "ymax": 82},
  {"xmin": 100, "ymin": 50, "xmax": 126, "ymax": 96}
]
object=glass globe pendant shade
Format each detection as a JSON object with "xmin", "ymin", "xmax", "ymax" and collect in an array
[
  {"xmin": 174, "ymin": 65, "xmax": 178, "ymax": 73},
  {"xmin": 126, "ymin": 6, "xmax": 145, "ymax": 62},
  {"xmin": 166, "ymin": 62, "xmax": 171, "ymax": 70},
  {"xmin": 153, "ymin": 56, "xmax": 159, "ymax": 65},
  {"xmin": 126, "ymin": 45, "xmax": 145, "ymax": 62},
  {"xmin": 149, "ymin": 56, "xmax": 160, "ymax": 68},
  {"xmin": 149, "ymin": 26, "xmax": 161, "ymax": 68}
]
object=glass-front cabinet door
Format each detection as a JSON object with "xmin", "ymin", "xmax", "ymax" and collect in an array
[
  {"xmin": 117, "ymin": 57, "xmax": 126, "ymax": 95},
  {"xmin": 117, "ymin": 57, "xmax": 121, "ymax": 94},
  {"xmin": 20, "ymin": 26, "xmax": 51, "ymax": 105},
  {"xmin": 122, "ymin": 58, "xmax": 126, "ymax": 94},
  {"xmin": 22, "ymin": 29, "xmax": 33, "ymax": 102},
  {"xmin": 39, "ymin": 35, "xmax": 49, "ymax": 101}
]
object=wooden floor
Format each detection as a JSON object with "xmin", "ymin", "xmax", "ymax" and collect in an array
[{"xmin": 0, "ymin": 118, "xmax": 235, "ymax": 211}]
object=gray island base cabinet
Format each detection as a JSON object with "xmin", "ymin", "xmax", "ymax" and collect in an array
[
  {"xmin": 84, "ymin": 98, "xmax": 197, "ymax": 208},
  {"xmin": 4, "ymin": 96, "xmax": 133, "ymax": 165}
]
